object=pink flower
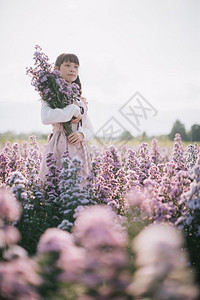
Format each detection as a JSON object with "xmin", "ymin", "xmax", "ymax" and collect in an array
[
  {"xmin": 38, "ymin": 228, "xmax": 86, "ymax": 283},
  {"xmin": 125, "ymin": 186, "xmax": 144, "ymax": 207},
  {"xmin": 0, "ymin": 257, "xmax": 41, "ymax": 299},
  {"xmin": 57, "ymin": 245, "xmax": 86, "ymax": 282},
  {"xmin": 37, "ymin": 227, "xmax": 74, "ymax": 253},
  {"xmin": 72, "ymin": 205, "xmax": 130, "ymax": 291},
  {"xmin": 73, "ymin": 205, "xmax": 127, "ymax": 249},
  {"xmin": 124, "ymin": 186, "xmax": 154, "ymax": 218},
  {"xmin": 132, "ymin": 223, "xmax": 183, "ymax": 266},
  {"xmin": 0, "ymin": 229, "xmax": 5, "ymax": 248},
  {"xmin": 129, "ymin": 223, "xmax": 198, "ymax": 299},
  {"xmin": 2, "ymin": 225, "xmax": 21, "ymax": 246},
  {"xmin": 3, "ymin": 245, "xmax": 28, "ymax": 261},
  {"xmin": 0, "ymin": 188, "xmax": 21, "ymax": 222}
]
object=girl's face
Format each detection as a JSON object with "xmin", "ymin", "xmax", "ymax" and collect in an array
[{"xmin": 59, "ymin": 61, "xmax": 79, "ymax": 84}]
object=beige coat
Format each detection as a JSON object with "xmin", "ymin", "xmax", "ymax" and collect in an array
[{"xmin": 39, "ymin": 98, "xmax": 94, "ymax": 186}]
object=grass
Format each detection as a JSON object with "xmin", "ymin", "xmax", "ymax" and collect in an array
[
  {"xmin": 0, "ymin": 132, "xmax": 199, "ymax": 149},
  {"xmin": 93, "ymin": 137, "xmax": 199, "ymax": 148}
]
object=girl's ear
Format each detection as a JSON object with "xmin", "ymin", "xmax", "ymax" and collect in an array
[{"xmin": 55, "ymin": 66, "xmax": 59, "ymax": 70}]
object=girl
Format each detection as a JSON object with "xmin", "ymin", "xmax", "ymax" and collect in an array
[{"xmin": 39, "ymin": 53, "xmax": 94, "ymax": 186}]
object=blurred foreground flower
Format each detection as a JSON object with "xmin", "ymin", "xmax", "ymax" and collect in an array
[
  {"xmin": 36, "ymin": 227, "xmax": 86, "ymax": 299},
  {"xmin": 73, "ymin": 205, "xmax": 130, "ymax": 298},
  {"xmin": 0, "ymin": 187, "xmax": 21, "ymax": 222},
  {"xmin": 128, "ymin": 223, "xmax": 198, "ymax": 300},
  {"xmin": 0, "ymin": 188, "xmax": 22, "ymax": 250},
  {"xmin": 0, "ymin": 256, "xmax": 42, "ymax": 300}
]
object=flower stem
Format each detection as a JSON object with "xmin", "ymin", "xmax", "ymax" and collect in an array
[{"xmin": 62, "ymin": 121, "xmax": 73, "ymax": 137}]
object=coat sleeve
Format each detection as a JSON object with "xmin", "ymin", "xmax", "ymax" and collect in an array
[
  {"xmin": 41, "ymin": 101, "xmax": 81, "ymax": 125},
  {"xmin": 77, "ymin": 114, "xmax": 95, "ymax": 142}
]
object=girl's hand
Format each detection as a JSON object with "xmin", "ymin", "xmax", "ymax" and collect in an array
[
  {"xmin": 68, "ymin": 132, "xmax": 84, "ymax": 145},
  {"xmin": 71, "ymin": 114, "xmax": 83, "ymax": 124}
]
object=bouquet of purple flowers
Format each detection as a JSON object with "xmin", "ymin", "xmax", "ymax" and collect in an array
[{"xmin": 26, "ymin": 45, "xmax": 81, "ymax": 136}]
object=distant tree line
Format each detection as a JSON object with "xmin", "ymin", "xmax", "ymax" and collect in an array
[
  {"xmin": 168, "ymin": 120, "xmax": 200, "ymax": 141},
  {"xmin": 120, "ymin": 120, "xmax": 200, "ymax": 142}
]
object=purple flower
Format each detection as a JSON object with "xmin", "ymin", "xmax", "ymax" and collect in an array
[
  {"xmin": 171, "ymin": 133, "xmax": 187, "ymax": 171},
  {"xmin": 137, "ymin": 143, "xmax": 153, "ymax": 184},
  {"xmin": 151, "ymin": 138, "xmax": 162, "ymax": 165},
  {"xmin": 176, "ymin": 156, "xmax": 200, "ymax": 234},
  {"xmin": 0, "ymin": 153, "xmax": 10, "ymax": 183}
]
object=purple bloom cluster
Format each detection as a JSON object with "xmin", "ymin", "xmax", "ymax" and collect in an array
[
  {"xmin": 85, "ymin": 135, "xmax": 199, "ymax": 228},
  {"xmin": 57, "ymin": 151, "xmax": 96, "ymax": 231},
  {"xmin": 184, "ymin": 143, "xmax": 200, "ymax": 171},
  {"xmin": 0, "ymin": 167, "xmax": 199, "ymax": 298},
  {"xmin": 176, "ymin": 155, "xmax": 200, "ymax": 235},
  {"xmin": 0, "ymin": 134, "xmax": 200, "ymax": 298},
  {"xmin": 172, "ymin": 133, "xmax": 187, "ymax": 171},
  {"xmin": 0, "ymin": 153, "xmax": 10, "ymax": 184},
  {"xmin": 150, "ymin": 138, "xmax": 162, "ymax": 165},
  {"xmin": 89, "ymin": 146, "xmax": 129, "ymax": 214},
  {"xmin": 137, "ymin": 142, "xmax": 153, "ymax": 184},
  {"xmin": 44, "ymin": 152, "xmax": 60, "ymax": 203}
]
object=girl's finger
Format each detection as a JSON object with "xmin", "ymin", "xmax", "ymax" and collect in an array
[
  {"xmin": 71, "ymin": 140, "xmax": 78, "ymax": 145},
  {"xmin": 69, "ymin": 135, "xmax": 78, "ymax": 141}
]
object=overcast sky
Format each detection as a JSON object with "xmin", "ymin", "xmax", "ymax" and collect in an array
[{"xmin": 0, "ymin": 0, "xmax": 199, "ymax": 137}]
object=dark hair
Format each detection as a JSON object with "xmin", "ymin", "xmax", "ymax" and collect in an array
[{"xmin": 55, "ymin": 53, "xmax": 82, "ymax": 95}]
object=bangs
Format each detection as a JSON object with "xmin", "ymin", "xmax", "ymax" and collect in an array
[
  {"xmin": 63, "ymin": 54, "xmax": 79, "ymax": 65},
  {"xmin": 55, "ymin": 53, "xmax": 80, "ymax": 68}
]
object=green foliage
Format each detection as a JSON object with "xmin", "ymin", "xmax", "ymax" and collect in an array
[
  {"xmin": 169, "ymin": 119, "xmax": 188, "ymax": 141},
  {"xmin": 16, "ymin": 193, "xmax": 60, "ymax": 255},
  {"xmin": 120, "ymin": 130, "xmax": 133, "ymax": 141},
  {"xmin": 191, "ymin": 124, "xmax": 200, "ymax": 142}
]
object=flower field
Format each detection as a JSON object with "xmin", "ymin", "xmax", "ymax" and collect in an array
[{"xmin": 0, "ymin": 133, "xmax": 200, "ymax": 299}]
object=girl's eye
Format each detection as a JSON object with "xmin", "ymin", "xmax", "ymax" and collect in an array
[{"xmin": 64, "ymin": 63, "xmax": 78, "ymax": 68}]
